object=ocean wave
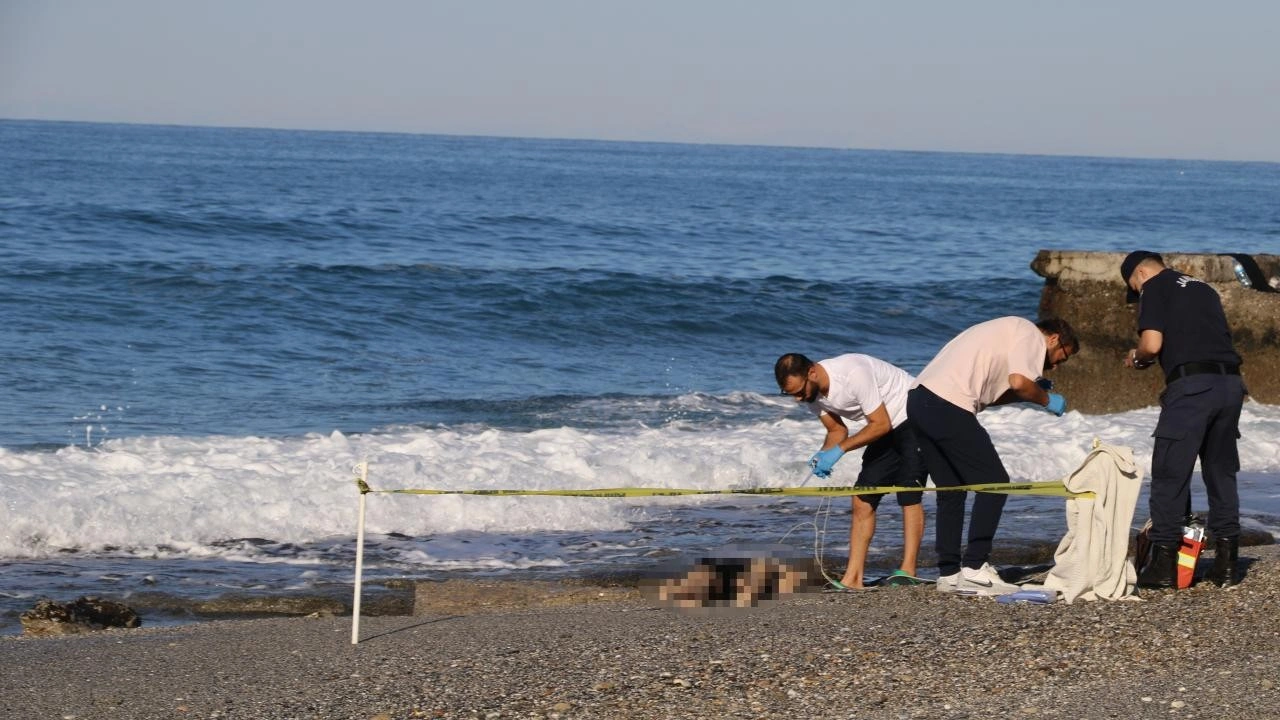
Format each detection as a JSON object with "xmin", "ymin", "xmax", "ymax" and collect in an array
[{"xmin": 2, "ymin": 401, "xmax": 1278, "ymax": 560}]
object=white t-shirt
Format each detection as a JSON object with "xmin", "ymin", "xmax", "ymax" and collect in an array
[
  {"xmin": 914, "ymin": 316, "xmax": 1046, "ymax": 413},
  {"xmin": 810, "ymin": 354, "xmax": 914, "ymax": 429}
]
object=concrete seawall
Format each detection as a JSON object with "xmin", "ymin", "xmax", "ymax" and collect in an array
[{"xmin": 1030, "ymin": 250, "xmax": 1280, "ymax": 414}]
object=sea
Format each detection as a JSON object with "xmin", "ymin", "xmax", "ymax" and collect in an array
[{"xmin": 2, "ymin": 118, "xmax": 1279, "ymax": 633}]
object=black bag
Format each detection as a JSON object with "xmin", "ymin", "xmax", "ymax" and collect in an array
[{"xmin": 1133, "ymin": 517, "xmax": 1153, "ymax": 573}]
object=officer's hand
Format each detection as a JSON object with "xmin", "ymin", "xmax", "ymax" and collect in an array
[
  {"xmin": 808, "ymin": 446, "xmax": 845, "ymax": 478},
  {"xmin": 1126, "ymin": 349, "xmax": 1154, "ymax": 370},
  {"xmin": 1045, "ymin": 393, "xmax": 1067, "ymax": 417}
]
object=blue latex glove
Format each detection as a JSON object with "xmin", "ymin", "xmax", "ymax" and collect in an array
[
  {"xmin": 808, "ymin": 446, "xmax": 845, "ymax": 478},
  {"xmin": 1045, "ymin": 393, "xmax": 1067, "ymax": 417}
]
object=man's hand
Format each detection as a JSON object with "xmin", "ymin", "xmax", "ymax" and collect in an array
[
  {"xmin": 1045, "ymin": 393, "xmax": 1067, "ymax": 417},
  {"xmin": 808, "ymin": 446, "xmax": 845, "ymax": 478},
  {"xmin": 1125, "ymin": 348, "xmax": 1154, "ymax": 369}
]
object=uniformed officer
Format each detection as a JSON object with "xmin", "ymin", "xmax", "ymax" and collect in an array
[{"xmin": 1121, "ymin": 251, "xmax": 1246, "ymax": 588}]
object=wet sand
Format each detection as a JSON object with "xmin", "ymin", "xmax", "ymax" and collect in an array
[{"xmin": 3, "ymin": 545, "xmax": 1279, "ymax": 719}]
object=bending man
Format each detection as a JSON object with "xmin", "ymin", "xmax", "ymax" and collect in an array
[
  {"xmin": 907, "ymin": 317, "xmax": 1076, "ymax": 596},
  {"xmin": 775, "ymin": 352, "xmax": 926, "ymax": 589}
]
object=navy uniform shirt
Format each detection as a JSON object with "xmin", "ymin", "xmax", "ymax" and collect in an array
[{"xmin": 1137, "ymin": 268, "xmax": 1241, "ymax": 374}]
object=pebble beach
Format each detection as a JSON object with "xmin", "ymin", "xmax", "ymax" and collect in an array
[{"xmin": 3, "ymin": 545, "xmax": 1278, "ymax": 720}]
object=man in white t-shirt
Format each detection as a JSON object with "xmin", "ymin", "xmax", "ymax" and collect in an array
[
  {"xmin": 775, "ymin": 352, "xmax": 926, "ymax": 589},
  {"xmin": 906, "ymin": 316, "xmax": 1076, "ymax": 596}
]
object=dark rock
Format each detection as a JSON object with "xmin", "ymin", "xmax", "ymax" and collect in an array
[
  {"xmin": 1031, "ymin": 250, "xmax": 1280, "ymax": 413},
  {"xmin": 20, "ymin": 596, "xmax": 142, "ymax": 637}
]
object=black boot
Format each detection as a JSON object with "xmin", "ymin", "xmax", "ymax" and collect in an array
[
  {"xmin": 1137, "ymin": 543, "xmax": 1178, "ymax": 589},
  {"xmin": 1209, "ymin": 536, "xmax": 1239, "ymax": 587}
]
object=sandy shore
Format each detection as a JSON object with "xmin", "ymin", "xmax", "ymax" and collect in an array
[{"xmin": 3, "ymin": 546, "xmax": 1279, "ymax": 720}]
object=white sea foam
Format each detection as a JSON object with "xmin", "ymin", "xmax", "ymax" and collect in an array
[{"xmin": 2, "ymin": 398, "xmax": 1278, "ymax": 560}]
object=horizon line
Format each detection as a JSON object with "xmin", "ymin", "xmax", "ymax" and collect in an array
[{"xmin": 4, "ymin": 115, "xmax": 1275, "ymax": 167}]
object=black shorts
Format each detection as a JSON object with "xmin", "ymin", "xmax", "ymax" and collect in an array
[{"xmin": 855, "ymin": 420, "xmax": 926, "ymax": 510}]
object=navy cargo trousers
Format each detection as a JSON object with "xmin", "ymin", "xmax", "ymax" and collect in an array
[{"xmin": 1149, "ymin": 373, "xmax": 1246, "ymax": 547}]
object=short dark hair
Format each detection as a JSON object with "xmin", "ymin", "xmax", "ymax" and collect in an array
[
  {"xmin": 774, "ymin": 353, "xmax": 814, "ymax": 390},
  {"xmin": 1036, "ymin": 317, "xmax": 1079, "ymax": 353}
]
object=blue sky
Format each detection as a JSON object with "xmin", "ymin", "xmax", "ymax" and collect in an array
[{"xmin": 3, "ymin": 1, "xmax": 1278, "ymax": 161}]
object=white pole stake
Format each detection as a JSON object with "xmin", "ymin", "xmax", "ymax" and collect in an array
[{"xmin": 351, "ymin": 462, "xmax": 369, "ymax": 645}]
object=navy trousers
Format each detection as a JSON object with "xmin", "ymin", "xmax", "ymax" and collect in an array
[
  {"xmin": 906, "ymin": 386, "xmax": 1009, "ymax": 576},
  {"xmin": 1149, "ymin": 373, "xmax": 1245, "ymax": 547}
]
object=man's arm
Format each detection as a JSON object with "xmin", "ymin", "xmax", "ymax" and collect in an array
[
  {"xmin": 823, "ymin": 404, "xmax": 893, "ymax": 452},
  {"xmin": 1124, "ymin": 329, "xmax": 1163, "ymax": 369},
  {"xmin": 817, "ymin": 411, "xmax": 849, "ymax": 450},
  {"xmin": 992, "ymin": 374, "xmax": 1050, "ymax": 407}
]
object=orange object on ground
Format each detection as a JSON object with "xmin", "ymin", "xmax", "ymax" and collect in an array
[{"xmin": 1176, "ymin": 524, "xmax": 1205, "ymax": 589}]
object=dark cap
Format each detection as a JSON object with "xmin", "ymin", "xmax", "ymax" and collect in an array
[{"xmin": 1119, "ymin": 250, "xmax": 1163, "ymax": 303}]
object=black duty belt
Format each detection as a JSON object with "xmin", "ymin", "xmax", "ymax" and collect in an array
[{"xmin": 1165, "ymin": 361, "xmax": 1241, "ymax": 385}]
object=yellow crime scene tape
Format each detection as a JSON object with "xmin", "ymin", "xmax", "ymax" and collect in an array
[
  {"xmin": 356, "ymin": 478, "xmax": 1092, "ymax": 499},
  {"xmin": 346, "ymin": 463, "xmax": 1096, "ymax": 644}
]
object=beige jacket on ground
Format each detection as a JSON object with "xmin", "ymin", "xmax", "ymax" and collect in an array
[{"xmin": 1039, "ymin": 442, "xmax": 1141, "ymax": 603}]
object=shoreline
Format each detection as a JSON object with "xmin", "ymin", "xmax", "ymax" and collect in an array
[
  {"xmin": 5, "ymin": 529, "xmax": 1276, "ymax": 638},
  {"xmin": 4, "ymin": 547, "xmax": 1279, "ymax": 719},
  {"xmin": 0, "ymin": 538, "xmax": 1125, "ymax": 637}
]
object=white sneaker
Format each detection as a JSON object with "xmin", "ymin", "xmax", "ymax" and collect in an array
[
  {"xmin": 936, "ymin": 571, "xmax": 973, "ymax": 595},
  {"xmin": 958, "ymin": 563, "xmax": 1020, "ymax": 596}
]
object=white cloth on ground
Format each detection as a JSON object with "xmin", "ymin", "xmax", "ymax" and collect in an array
[{"xmin": 1038, "ymin": 442, "xmax": 1141, "ymax": 604}]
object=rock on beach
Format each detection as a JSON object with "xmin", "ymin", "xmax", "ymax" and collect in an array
[
  {"xmin": 3, "ymin": 546, "xmax": 1280, "ymax": 719},
  {"xmin": 1031, "ymin": 250, "xmax": 1280, "ymax": 413},
  {"xmin": 18, "ymin": 596, "xmax": 141, "ymax": 637}
]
